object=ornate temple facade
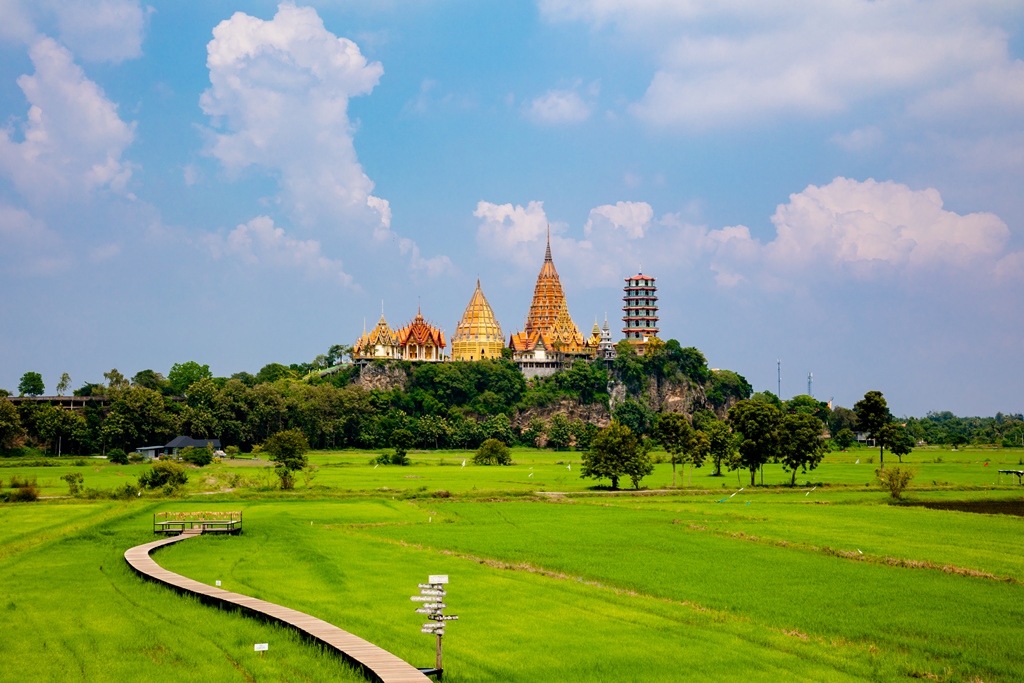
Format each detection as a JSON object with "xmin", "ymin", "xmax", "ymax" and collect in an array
[
  {"xmin": 622, "ymin": 271, "xmax": 659, "ymax": 353},
  {"xmin": 451, "ymin": 280, "xmax": 504, "ymax": 361},
  {"xmin": 353, "ymin": 312, "xmax": 401, "ymax": 360},
  {"xmin": 509, "ymin": 231, "xmax": 593, "ymax": 376},
  {"xmin": 395, "ymin": 308, "xmax": 446, "ymax": 361}
]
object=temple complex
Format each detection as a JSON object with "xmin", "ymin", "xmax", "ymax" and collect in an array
[
  {"xmin": 451, "ymin": 280, "xmax": 504, "ymax": 361},
  {"xmin": 395, "ymin": 307, "xmax": 446, "ymax": 361}
]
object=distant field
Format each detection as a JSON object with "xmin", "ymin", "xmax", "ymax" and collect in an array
[{"xmin": 1, "ymin": 446, "xmax": 1023, "ymax": 681}]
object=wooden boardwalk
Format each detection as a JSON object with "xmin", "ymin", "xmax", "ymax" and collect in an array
[{"xmin": 124, "ymin": 531, "xmax": 431, "ymax": 683}]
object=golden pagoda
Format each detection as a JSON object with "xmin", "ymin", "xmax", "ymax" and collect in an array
[
  {"xmin": 396, "ymin": 307, "xmax": 446, "ymax": 361},
  {"xmin": 587, "ymin": 319, "xmax": 602, "ymax": 348},
  {"xmin": 510, "ymin": 229, "xmax": 585, "ymax": 355},
  {"xmin": 451, "ymin": 279, "xmax": 504, "ymax": 361},
  {"xmin": 353, "ymin": 309, "xmax": 401, "ymax": 359}
]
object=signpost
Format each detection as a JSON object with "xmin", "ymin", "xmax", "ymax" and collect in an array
[
  {"xmin": 254, "ymin": 643, "xmax": 268, "ymax": 659},
  {"xmin": 411, "ymin": 574, "xmax": 457, "ymax": 680}
]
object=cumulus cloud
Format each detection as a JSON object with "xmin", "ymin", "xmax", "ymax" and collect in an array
[
  {"xmin": 203, "ymin": 215, "xmax": 354, "ymax": 287},
  {"xmin": 475, "ymin": 178, "xmax": 1022, "ymax": 290},
  {"xmin": 200, "ymin": 3, "xmax": 382, "ymax": 225},
  {"xmin": 199, "ymin": 3, "xmax": 448, "ymax": 277},
  {"xmin": 540, "ymin": 1, "xmax": 1024, "ymax": 129},
  {"xmin": 525, "ymin": 88, "xmax": 591, "ymax": 124},
  {"xmin": 585, "ymin": 201, "xmax": 653, "ymax": 239},
  {"xmin": 0, "ymin": 37, "xmax": 136, "ymax": 205}
]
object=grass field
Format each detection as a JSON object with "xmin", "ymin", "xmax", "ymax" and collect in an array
[{"xmin": 1, "ymin": 446, "xmax": 1023, "ymax": 681}]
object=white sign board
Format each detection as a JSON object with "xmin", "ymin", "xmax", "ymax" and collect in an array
[
  {"xmin": 254, "ymin": 643, "xmax": 268, "ymax": 652},
  {"xmin": 429, "ymin": 574, "xmax": 449, "ymax": 584},
  {"xmin": 215, "ymin": 580, "xmax": 221, "ymax": 587}
]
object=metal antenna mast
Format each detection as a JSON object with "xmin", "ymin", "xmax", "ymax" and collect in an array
[
  {"xmin": 777, "ymin": 359, "xmax": 781, "ymax": 397},
  {"xmin": 808, "ymin": 372, "xmax": 813, "ymax": 397}
]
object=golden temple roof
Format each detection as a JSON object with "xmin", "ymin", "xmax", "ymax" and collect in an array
[
  {"xmin": 452, "ymin": 279, "xmax": 503, "ymax": 344},
  {"xmin": 522, "ymin": 228, "xmax": 583, "ymax": 352}
]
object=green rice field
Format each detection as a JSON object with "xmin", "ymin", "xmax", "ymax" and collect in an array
[{"xmin": 1, "ymin": 446, "xmax": 1022, "ymax": 681}]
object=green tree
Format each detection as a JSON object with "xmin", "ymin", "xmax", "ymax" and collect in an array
[
  {"xmin": 877, "ymin": 466, "xmax": 915, "ymax": 499},
  {"xmin": 263, "ymin": 428, "xmax": 310, "ymax": 489},
  {"xmin": 132, "ymin": 369, "xmax": 172, "ymax": 394},
  {"xmin": 728, "ymin": 400, "xmax": 781, "ymax": 486},
  {"xmin": 833, "ymin": 428, "xmax": 856, "ymax": 450},
  {"xmin": 138, "ymin": 461, "xmax": 188, "ymax": 490},
  {"xmin": 879, "ymin": 423, "xmax": 915, "ymax": 463},
  {"xmin": 35, "ymin": 405, "xmax": 87, "ymax": 455},
  {"xmin": 522, "ymin": 418, "xmax": 546, "ymax": 447},
  {"xmin": 61, "ymin": 472, "xmax": 83, "ymax": 494},
  {"xmin": 854, "ymin": 390, "xmax": 891, "ymax": 470},
  {"xmin": 829, "ymin": 406, "xmax": 857, "ymax": 436},
  {"xmin": 168, "ymin": 361, "xmax": 213, "ymax": 395},
  {"xmin": 580, "ymin": 420, "xmax": 652, "ymax": 490},
  {"xmin": 55, "ymin": 372, "xmax": 71, "ymax": 397},
  {"xmin": 613, "ymin": 398, "xmax": 653, "ymax": 436},
  {"xmin": 0, "ymin": 399, "xmax": 25, "ymax": 448},
  {"xmin": 474, "ymin": 438, "xmax": 512, "ymax": 465},
  {"xmin": 18, "ymin": 372, "xmax": 44, "ymax": 396},
  {"xmin": 778, "ymin": 413, "xmax": 828, "ymax": 486},
  {"xmin": 107, "ymin": 448, "xmax": 129, "ymax": 465},
  {"xmin": 652, "ymin": 412, "xmax": 693, "ymax": 487},
  {"xmin": 255, "ymin": 363, "xmax": 295, "ymax": 385},
  {"xmin": 569, "ymin": 419, "xmax": 598, "ymax": 451},
  {"xmin": 390, "ymin": 428, "xmax": 415, "ymax": 463},
  {"xmin": 547, "ymin": 414, "xmax": 571, "ymax": 450},
  {"xmin": 702, "ymin": 420, "xmax": 736, "ymax": 476},
  {"xmin": 103, "ymin": 369, "xmax": 130, "ymax": 393},
  {"xmin": 180, "ymin": 445, "xmax": 214, "ymax": 467}
]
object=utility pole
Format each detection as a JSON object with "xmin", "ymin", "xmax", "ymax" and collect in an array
[
  {"xmin": 777, "ymin": 359, "xmax": 781, "ymax": 398},
  {"xmin": 808, "ymin": 372, "xmax": 813, "ymax": 398}
]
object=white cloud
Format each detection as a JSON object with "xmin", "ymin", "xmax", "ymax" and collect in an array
[
  {"xmin": 53, "ymin": 0, "xmax": 147, "ymax": 63},
  {"xmin": 524, "ymin": 88, "xmax": 591, "ymax": 124},
  {"xmin": 707, "ymin": 177, "xmax": 1021, "ymax": 283},
  {"xmin": 0, "ymin": 0, "xmax": 147, "ymax": 63},
  {"xmin": 88, "ymin": 242, "xmax": 121, "ymax": 262},
  {"xmin": 474, "ymin": 200, "xmax": 552, "ymax": 267},
  {"xmin": 541, "ymin": 1, "xmax": 1024, "ymax": 130},
  {"xmin": 199, "ymin": 3, "xmax": 448, "ymax": 278},
  {"xmin": 204, "ymin": 215, "xmax": 354, "ymax": 287},
  {"xmin": 0, "ymin": 37, "xmax": 136, "ymax": 205},
  {"xmin": 200, "ymin": 3, "xmax": 383, "ymax": 226},
  {"xmin": 584, "ymin": 201, "xmax": 653, "ymax": 239}
]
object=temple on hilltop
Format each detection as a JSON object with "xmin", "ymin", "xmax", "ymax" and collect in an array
[
  {"xmin": 396, "ymin": 307, "xmax": 446, "ymax": 361},
  {"xmin": 509, "ymin": 229, "xmax": 595, "ymax": 376},
  {"xmin": 451, "ymin": 280, "xmax": 504, "ymax": 361},
  {"xmin": 354, "ymin": 305, "xmax": 446, "ymax": 361},
  {"xmin": 622, "ymin": 271, "xmax": 659, "ymax": 354},
  {"xmin": 353, "ymin": 308, "xmax": 399, "ymax": 360}
]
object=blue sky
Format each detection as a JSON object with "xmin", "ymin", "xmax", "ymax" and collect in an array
[{"xmin": 1, "ymin": 0, "xmax": 1022, "ymax": 416}]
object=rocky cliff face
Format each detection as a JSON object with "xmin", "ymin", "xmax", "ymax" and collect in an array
[
  {"xmin": 355, "ymin": 362, "xmax": 408, "ymax": 392},
  {"xmin": 609, "ymin": 376, "xmax": 736, "ymax": 421},
  {"xmin": 513, "ymin": 399, "xmax": 612, "ymax": 429}
]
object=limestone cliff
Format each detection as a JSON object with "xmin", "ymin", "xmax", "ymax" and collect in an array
[{"xmin": 355, "ymin": 362, "xmax": 408, "ymax": 392}]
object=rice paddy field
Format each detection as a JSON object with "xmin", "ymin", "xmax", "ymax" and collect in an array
[{"xmin": 1, "ymin": 445, "xmax": 1023, "ymax": 682}]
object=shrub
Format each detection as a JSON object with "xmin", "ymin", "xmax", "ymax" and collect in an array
[
  {"xmin": 877, "ymin": 466, "xmax": 915, "ymax": 499},
  {"xmin": 9, "ymin": 474, "xmax": 34, "ymax": 488},
  {"xmin": 474, "ymin": 438, "xmax": 512, "ymax": 466},
  {"xmin": 276, "ymin": 468, "xmax": 295, "ymax": 490},
  {"xmin": 371, "ymin": 451, "xmax": 409, "ymax": 466},
  {"xmin": 263, "ymin": 429, "xmax": 309, "ymax": 471},
  {"xmin": 180, "ymin": 445, "xmax": 213, "ymax": 467},
  {"xmin": 225, "ymin": 445, "xmax": 240, "ymax": 457},
  {"xmin": 138, "ymin": 461, "xmax": 188, "ymax": 490},
  {"xmin": 61, "ymin": 472, "xmax": 84, "ymax": 494},
  {"xmin": 8, "ymin": 485, "xmax": 38, "ymax": 502},
  {"xmin": 128, "ymin": 451, "xmax": 145, "ymax": 463},
  {"xmin": 107, "ymin": 448, "xmax": 129, "ymax": 465}
]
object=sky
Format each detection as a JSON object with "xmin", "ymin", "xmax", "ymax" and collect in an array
[{"xmin": 1, "ymin": 0, "xmax": 1022, "ymax": 417}]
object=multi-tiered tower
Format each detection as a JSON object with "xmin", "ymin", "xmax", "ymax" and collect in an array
[
  {"xmin": 451, "ymin": 279, "xmax": 504, "ymax": 361},
  {"xmin": 622, "ymin": 271, "xmax": 659, "ymax": 352}
]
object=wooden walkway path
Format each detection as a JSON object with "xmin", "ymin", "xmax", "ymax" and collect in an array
[{"xmin": 124, "ymin": 530, "xmax": 431, "ymax": 683}]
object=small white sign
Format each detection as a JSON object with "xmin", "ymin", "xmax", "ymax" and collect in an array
[
  {"xmin": 429, "ymin": 574, "xmax": 449, "ymax": 584},
  {"xmin": 215, "ymin": 580, "xmax": 221, "ymax": 587},
  {"xmin": 421, "ymin": 627, "xmax": 444, "ymax": 635},
  {"xmin": 254, "ymin": 643, "xmax": 268, "ymax": 652},
  {"xmin": 419, "ymin": 589, "xmax": 445, "ymax": 596}
]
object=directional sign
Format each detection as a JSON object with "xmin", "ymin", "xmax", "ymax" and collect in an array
[
  {"xmin": 254, "ymin": 643, "xmax": 268, "ymax": 652},
  {"xmin": 410, "ymin": 596, "xmax": 439, "ymax": 602},
  {"xmin": 421, "ymin": 627, "xmax": 444, "ymax": 635},
  {"xmin": 433, "ymin": 615, "xmax": 459, "ymax": 621},
  {"xmin": 429, "ymin": 575, "xmax": 449, "ymax": 584},
  {"xmin": 419, "ymin": 589, "xmax": 446, "ymax": 596},
  {"xmin": 415, "ymin": 607, "xmax": 443, "ymax": 614}
]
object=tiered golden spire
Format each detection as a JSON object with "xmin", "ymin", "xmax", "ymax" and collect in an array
[
  {"xmin": 511, "ymin": 228, "xmax": 585, "ymax": 354},
  {"xmin": 451, "ymin": 279, "xmax": 504, "ymax": 361}
]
